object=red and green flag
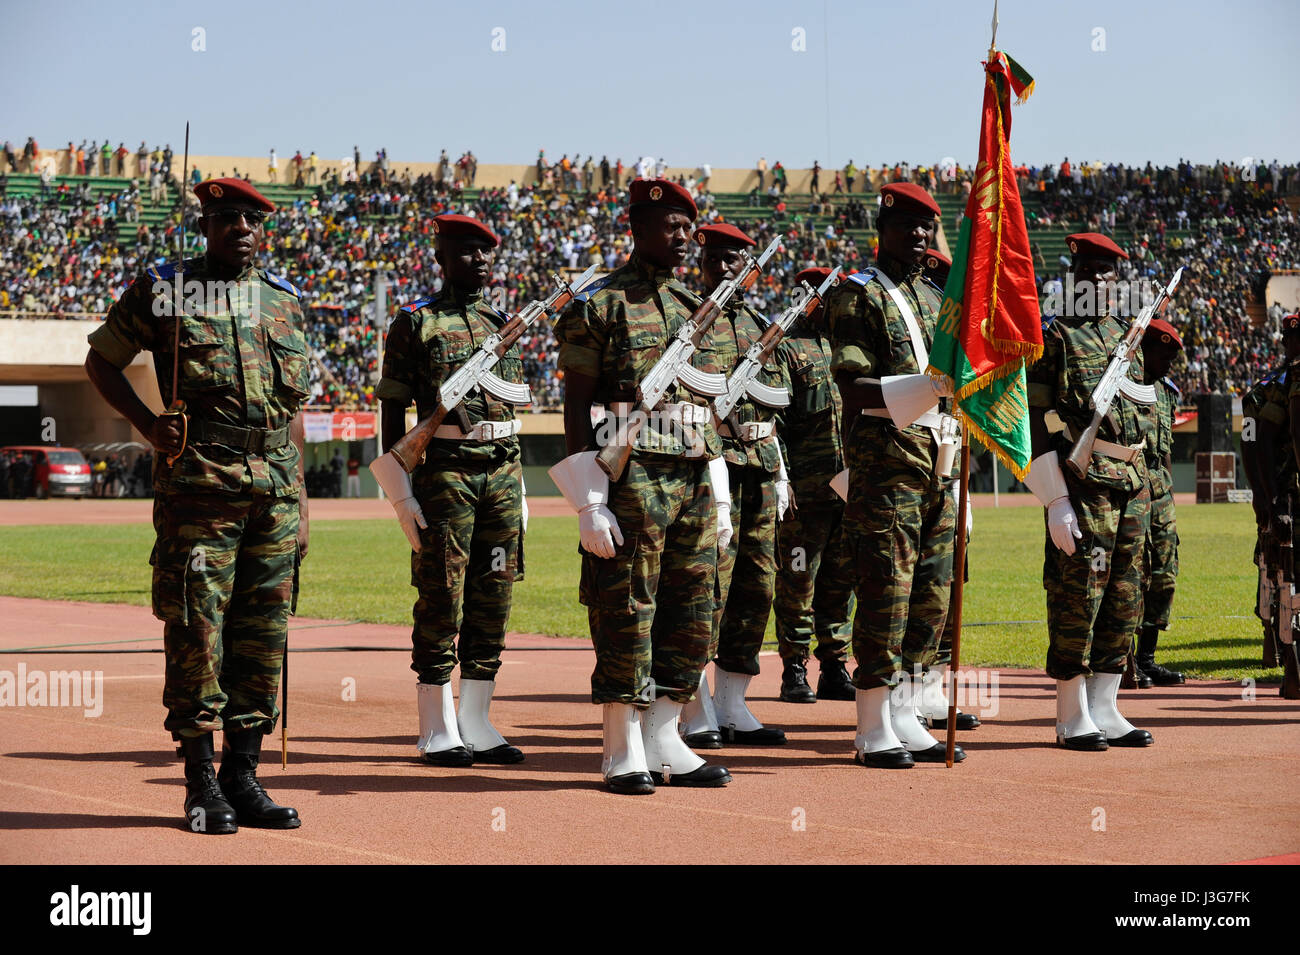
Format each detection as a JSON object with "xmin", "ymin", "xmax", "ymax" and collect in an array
[{"xmin": 927, "ymin": 50, "xmax": 1041, "ymax": 479}]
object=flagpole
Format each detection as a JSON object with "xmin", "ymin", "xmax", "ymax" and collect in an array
[{"xmin": 946, "ymin": 433, "xmax": 972, "ymax": 767}]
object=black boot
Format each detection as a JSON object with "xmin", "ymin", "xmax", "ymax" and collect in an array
[
  {"xmin": 179, "ymin": 735, "xmax": 238, "ymax": 835},
  {"xmin": 816, "ymin": 657, "xmax": 856, "ymax": 701},
  {"xmin": 780, "ymin": 658, "xmax": 817, "ymax": 703},
  {"xmin": 1136, "ymin": 627, "xmax": 1185, "ymax": 686},
  {"xmin": 219, "ymin": 729, "xmax": 301, "ymax": 829}
]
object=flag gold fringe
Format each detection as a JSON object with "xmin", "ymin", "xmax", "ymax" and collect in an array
[
  {"xmin": 953, "ymin": 404, "xmax": 1031, "ymax": 481},
  {"xmin": 1015, "ymin": 80, "xmax": 1035, "ymax": 105}
]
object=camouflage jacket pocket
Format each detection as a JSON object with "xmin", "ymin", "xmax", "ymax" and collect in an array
[
  {"xmin": 178, "ymin": 316, "xmax": 236, "ymax": 392},
  {"xmin": 266, "ymin": 320, "xmax": 310, "ymax": 400}
]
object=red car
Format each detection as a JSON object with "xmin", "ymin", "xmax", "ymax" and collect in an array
[{"xmin": 2, "ymin": 446, "xmax": 93, "ymax": 499}]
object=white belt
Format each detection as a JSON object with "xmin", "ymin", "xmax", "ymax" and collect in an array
[
  {"xmin": 1062, "ymin": 425, "xmax": 1144, "ymax": 464},
  {"xmin": 720, "ymin": 420, "xmax": 774, "ymax": 442},
  {"xmin": 610, "ymin": 401, "xmax": 710, "ymax": 425},
  {"xmin": 433, "ymin": 419, "xmax": 521, "ymax": 442},
  {"xmin": 862, "ymin": 407, "xmax": 948, "ymax": 432}
]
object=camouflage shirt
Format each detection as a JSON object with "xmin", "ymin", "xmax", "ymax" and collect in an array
[
  {"xmin": 1027, "ymin": 311, "xmax": 1156, "ymax": 493},
  {"xmin": 774, "ymin": 316, "xmax": 844, "ymax": 503},
  {"xmin": 826, "ymin": 252, "xmax": 947, "ymax": 484},
  {"xmin": 1143, "ymin": 378, "xmax": 1180, "ymax": 498},
  {"xmin": 87, "ymin": 256, "xmax": 308, "ymax": 497},
  {"xmin": 556, "ymin": 254, "xmax": 721, "ymax": 461},
  {"xmin": 376, "ymin": 285, "xmax": 523, "ymax": 471},
  {"xmin": 712, "ymin": 300, "xmax": 789, "ymax": 471}
]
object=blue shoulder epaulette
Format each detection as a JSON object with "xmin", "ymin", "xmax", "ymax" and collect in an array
[
  {"xmin": 573, "ymin": 273, "xmax": 615, "ymax": 305},
  {"xmin": 846, "ymin": 268, "xmax": 877, "ymax": 289},
  {"xmin": 1161, "ymin": 376, "xmax": 1181, "ymax": 396},
  {"xmin": 145, "ymin": 261, "xmax": 178, "ymax": 282},
  {"xmin": 263, "ymin": 271, "xmax": 302, "ymax": 298},
  {"xmin": 1041, "ymin": 315, "xmax": 1057, "ymax": 331},
  {"xmin": 487, "ymin": 306, "xmax": 511, "ymax": 328},
  {"xmin": 400, "ymin": 297, "xmax": 434, "ymax": 314},
  {"xmin": 920, "ymin": 275, "xmax": 945, "ymax": 296}
]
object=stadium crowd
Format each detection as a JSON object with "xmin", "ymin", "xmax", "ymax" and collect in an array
[{"xmin": 2, "ymin": 148, "xmax": 1298, "ymax": 407}]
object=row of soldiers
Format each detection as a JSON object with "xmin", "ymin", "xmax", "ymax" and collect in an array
[{"xmin": 84, "ymin": 173, "xmax": 1202, "ymax": 833}]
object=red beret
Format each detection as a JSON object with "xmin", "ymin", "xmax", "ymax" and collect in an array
[
  {"xmin": 795, "ymin": 267, "xmax": 834, "ymax": 286},
  {"xmin": 1283, "ymin": 313, "xmax": 1300, "ymax": 335},
  {"xmin": 629, "ymin": 178, "xmax": 697, "ymax": 220},
  {"xmin": 194, "ymin": 178, "xmax": 275, "ymax": 213},
  {"xmin": 879, "ymin": 182, "xmax": 940, "ymax": 218},
  {"xmin": 1067, "ymin": 232, "xmax": 1128, "ymax": 261},
  {"xmin": 695, "ymin": 223, "xmax": 754, "ymax": 248},
  {"xmin": 1143, "ymin": 318, "xmax": 1183, "ymax": 350},
  {"xmin": 432, "ymin": 213, "xmax": 499, "ymax": 248}
]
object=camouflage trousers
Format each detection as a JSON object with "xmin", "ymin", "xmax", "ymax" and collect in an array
[
  {"xmin": 411, "ymin": 454, "xmax": 522, "ymax": 685},
  {"xmin": 580, "ymin": 456, "xmax": 717, "ymax": 706},
  {"xmin": 151, "ymin": 492, "xmax": 299, "ymax": 739},
  {"xmin": 1043, "ymin": 478, "xmax": 1151, "ymax": 680},
  {"xmin": 845, "ymin": 480, "xmax": 956, "ymax": 689},
  {"xmin": 1140, "ymin": 488, "xmax": 1178, "ymax": 631},
  {"xmin": 773, "ymin": 497, "xmax": 853, "ymax": 663},
  {"xmin": 712, "ymin": 463, "xmax": 777, "ymax": 676}
]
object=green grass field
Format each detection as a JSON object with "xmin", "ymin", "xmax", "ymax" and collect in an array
[{"xmin": 0, "ymin": 502, "xmax": 1286, "ymax": 683}]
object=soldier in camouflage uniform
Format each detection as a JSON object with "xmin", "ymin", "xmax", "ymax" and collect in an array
[
  {"xmin": 1254, "ymin": 313, "xmax": 1300, "ymax": 698},
  {"xmin": 771, "ymin": 266, "xmax": 856, "ymax": 703},
  {"xmin": 678, "ymin": 223, "xmax": 789, "ymax": 748},
  {"xmin": 552, "ymin": 178, "xmax": 731, "ymax": 794},
  {"xmin": 376, "ymin": 213, "xmax": 526, "ymax": 767},
  {"xmin": 826, "ymin": 182, "xmax": 964, "ymax": 769},
  {"xmin": 1132, "ymin": 319, "xmax": 1187, "ymax": 687},
  {"xmin": 912, "ymin": 249, "xmax": 981, "ymax": 729},
  {"xmin": 1025, "ymin": 232, "xmax": 1157, "ymax": 750},
  {"xmin": 84, "ymin": 178, "xmax": 305, "ymax": 834}
]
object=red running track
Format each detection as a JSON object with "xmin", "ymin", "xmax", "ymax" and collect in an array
[{"xmin": 0, "ymin": 596, "xmax": 1295, "ymax": 865}]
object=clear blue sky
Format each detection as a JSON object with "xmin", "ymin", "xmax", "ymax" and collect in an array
[{"xmin": 3, "ymin": 0, "xmax": 1297, "ymax": 170}]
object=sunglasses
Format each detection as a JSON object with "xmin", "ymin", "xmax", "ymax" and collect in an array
[{"xmin": 208, "ymin": 208, "xmax": 268, "ymax": 227}]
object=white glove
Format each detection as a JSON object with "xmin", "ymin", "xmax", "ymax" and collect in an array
[
  {"xmin": 931, "ymin": 374, "xmax": 954, "ymax": 399},
  {"xmin": 393, "ymin": 495, "xmax": 428, "ymax": 552},
  {"xmin": 579, "ymin": 503, "xmax": 624, "ymax": 558},
  {"xmin": 520, "ymin": 474, "xmax": 529, "ymax": 533},
  {"xmin": 548, "ymin": 450, "xmax": 625, "ymax": 559},
  {"xmin": 1024, "ymin": 451, "xmax": 1081, "ymax": 556},
  {"xmin": 773, "ymin": 436, "xmax": 791, "ymax": 521},
  {"xmin": 880, "ymin": 373, "xmax": 947, "ymax": 429},
  {"xmin": 369, "ymin": 451, "xmax": 426, "ymax": 552},
  {"xmin": 1046, "ymin": 498, "xmax": 1082, "ymax": 555},
  {"xmin": 708, "ymin": 456, "xmax": 733, "ymax": 552}
]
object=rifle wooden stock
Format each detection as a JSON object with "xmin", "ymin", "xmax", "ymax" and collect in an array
[
  {"xmin": 1065, "ymin": 412, "xmax": 1105, "ymax": 478},
  {"xmin": 390, "ymin": 403, "xmax": 454, "ymax": 473},
  {"xmin": 595, "ymin": 298, "xmax": 724, "ymax": 482}
]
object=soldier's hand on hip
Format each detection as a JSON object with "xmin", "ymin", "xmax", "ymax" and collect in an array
[{"xmin": 147, "ymin": 413, "xmax": 184, "ymax": 456}]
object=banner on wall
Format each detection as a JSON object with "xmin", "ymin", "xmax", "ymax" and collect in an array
[{"xmin": 303, "ymin": 411, "xmax": 377, "ymax": 443}]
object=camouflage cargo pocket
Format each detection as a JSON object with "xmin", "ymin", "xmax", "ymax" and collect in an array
[
  {"xmin": 578, "ymin": 530, "xmax": 640, "ymax": 612},
  {"xmin": 411, "ymin": 519, "xmax": 454, "ymax": 590},
  {"xmin": 150, "ymin": 537, "xmax": 191, "ymax": 626}
]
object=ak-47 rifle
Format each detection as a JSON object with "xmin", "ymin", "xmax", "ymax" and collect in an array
[
  {"xmin": 596, "ymin": 235, "xmax": 781, "ymax": 482},
  {"xmin": 378, "ymin": 264, "xmax": 599, "ymax": 479},
  {"xmin": 1065, "ymin": 266, "xmax": 1184, "ymax": 479},
  {"xmin": 713, "ymin": 267, "xmax": 841, "ymax": 435},
  {"xmin": 163, "ymin": 123, "xmax": 190, "ymax": 466}
]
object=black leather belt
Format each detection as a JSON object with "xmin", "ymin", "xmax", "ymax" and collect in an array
[{"xmin": 189, "ymin": 420, "xmax": 291, "ymax": 453}]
